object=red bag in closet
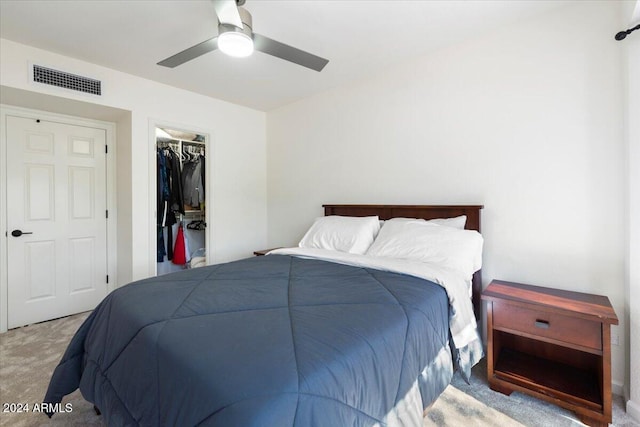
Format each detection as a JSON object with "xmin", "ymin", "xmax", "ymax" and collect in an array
[{"xmin": 172, "ymin": 224, "xmax": 187, "ymax": 265}]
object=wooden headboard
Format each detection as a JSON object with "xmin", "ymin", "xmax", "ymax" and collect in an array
[{"xmin": 323, "ymin": 204, "xmax": 484, "ymax": 319}]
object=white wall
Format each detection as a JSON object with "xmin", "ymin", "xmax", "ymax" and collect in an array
[
  {"xmin": 622, "ymin": 0, "xmax": 640, "ymax": 420},
  {"xmin": 267, "ymin": 1, "xmax": 627, "ymax": 388},
  {"xmin": 0, "ymin": 39, "xmax": 267, "ymax": 286}
]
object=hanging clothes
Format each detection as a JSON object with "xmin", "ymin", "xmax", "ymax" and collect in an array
[
  {"xmin": 157, "ymin": 145, "xmax": 185, "ymax": 261},
  {"xmin": 157, "ymin": 149, "xmax": 170, "ymax": 226},
  {"xmin": 157, "ymin": 137, "xmax": 205, "ymax": 269},
  {"xmin": 200, "ymin": 153, "xmax": 205, "ymax": 196},
  {"xmin": 182, "ymin": 148, "xmax": 204, "ymax": 209},
  {"xmin": 166, "ymin": 149, "xmax": 185, "ymax": 216},
  {"xmin": 166, "ymin": 223, "xmax": 174, "ymax": 261},
  {"xmin": 172, "ymin": 224, "xmax": 187, "ymax": 265},
  {"xmin": 157, "ymin": 225, "xmax": 166, "ymax": 262},
  {"xmin": 182, "ymin": 227, "xmax": 192, "ymax": 264},
  {"xmin": 157, "ymin": 150, "xmax": 169, "ymax": 261}
]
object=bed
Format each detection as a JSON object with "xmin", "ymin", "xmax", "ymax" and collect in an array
[{"xmin": 44, "ymin": 204, "xmax": 484, "ymax": 426}]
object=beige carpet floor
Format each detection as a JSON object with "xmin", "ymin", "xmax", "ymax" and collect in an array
[{"xmin": 0, "ymin": 312, "xmax": 637, "ymax": 427}]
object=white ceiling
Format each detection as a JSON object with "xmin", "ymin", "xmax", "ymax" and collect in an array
[{"xmin": 0, "ymin": 0, "xmax": 571, "ymax": 111}]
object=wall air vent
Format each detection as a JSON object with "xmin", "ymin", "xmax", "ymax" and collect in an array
[{"xmin": 32, "ymin": 64, "xmax": 102, "ymax": 96}]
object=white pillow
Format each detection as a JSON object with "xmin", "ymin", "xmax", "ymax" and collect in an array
[
  {"xmin": 365, "ymin": 218, "xmax": 483, "ymax": 279},
  {"xmin": 299, "ymin": 216, "xmax": 380, "ymax": 254},
  {"xmin": 429, "ymin": 215, "xmax": 467, "ymax": 229},
  {"xmin": 390, "ymin": 215, "xmax": 467, "ymax": 229}
]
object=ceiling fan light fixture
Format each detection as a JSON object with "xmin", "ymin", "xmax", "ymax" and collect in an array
[
  {"xmin": 158, "ymin": 1, "xmax": 329, "ymax": 71},
  {"xmin": 218, "ymin": 25, "xmax": 254, "ymax": 58}
]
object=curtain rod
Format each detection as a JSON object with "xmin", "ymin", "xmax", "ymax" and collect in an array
[{"xmin": 615, "ymin": 24, "xmax": 640, "ymax": 41}]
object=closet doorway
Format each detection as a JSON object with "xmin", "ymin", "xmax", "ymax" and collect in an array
[{"xmin": 155, "ymin": 126, "xmax": 209, "ymax": 275}]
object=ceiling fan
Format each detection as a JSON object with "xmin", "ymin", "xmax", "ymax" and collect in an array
[{"xmin": 157, "ymin": 0, "xmax": 329, "ymax": 72}]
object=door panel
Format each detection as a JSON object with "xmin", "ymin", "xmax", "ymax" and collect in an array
[
  {"xmin": 69, "ymin": 167, "xmax": 94, "ymax": 219},
  {"xmin": 26, "ymin": 164, "xmax": 55, "ymax": 220},
  {"xmin": 6, "ymin": 115, "xmax": 108, "ymax": 328},
  {"xmin": 69, "ymin": 237, "xmax": 95, "ymax": 293},
  {"xmin": 25, "ymin": 240, "xmax": 56, "ymax": 300}
]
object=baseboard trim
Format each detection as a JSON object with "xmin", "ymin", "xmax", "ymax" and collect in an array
[
  {"xmin": 627, "ymin": 398, "xmax": 640, "ymax": 423},
  {"xmin": 613, "ymin": 381, "xmax": 624, "ymax": 397}
]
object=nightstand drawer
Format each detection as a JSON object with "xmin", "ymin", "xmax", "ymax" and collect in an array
[{"xmin": 493, "ymin": 301, "xmax": 602, "ymax": 350}]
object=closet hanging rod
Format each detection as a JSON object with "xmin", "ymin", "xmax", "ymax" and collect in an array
[
  {"xmin": 157, "ymin": 142, "xmax": 180, "ymax": 151},
  {"xmin": 157, "ymin": 138, "xmax": 179, "ymax": 145},
  {"xmin": 182, "ymin": 140, "xmax": 205, "ymax": 146}
]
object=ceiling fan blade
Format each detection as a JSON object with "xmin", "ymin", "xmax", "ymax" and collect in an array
[
  {"xmin": 253, "ymin": 33, "xmax": 329, "ymax": 72},
  {"xmin": 211, "ymin": 0, "xmax": 243, "ymax": 28},
  {"xmin": 157, "ymin": 37, "xmax": 219, "ymax": 68}
]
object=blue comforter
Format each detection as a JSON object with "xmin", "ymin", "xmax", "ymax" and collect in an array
[{"xmin": 44, "ymin": 255, "xmax": 452, "ymax": 426}]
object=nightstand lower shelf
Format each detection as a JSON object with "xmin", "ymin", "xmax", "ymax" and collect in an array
[{"xmin": 494, "ymin": 347, "xmax": 602, "ymax": 411}]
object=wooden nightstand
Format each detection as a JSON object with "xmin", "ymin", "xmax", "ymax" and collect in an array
[{"xmin": 482, "ymin": 280, "xmax": 618, "ymax": 427}]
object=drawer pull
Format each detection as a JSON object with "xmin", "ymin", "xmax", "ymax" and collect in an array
[{"xmin": 534, "ymin": 320, "xmax": 550, "ymax": 329}]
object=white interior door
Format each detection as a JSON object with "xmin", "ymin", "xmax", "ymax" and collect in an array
[{"xmin": 6, "ymin": 115, "xmax": 108, "ymax": 328}]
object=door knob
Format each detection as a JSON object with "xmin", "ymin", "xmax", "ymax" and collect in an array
[{"xmin": 11, "ymin": 229, "xmax": 33, "ymax": 237}]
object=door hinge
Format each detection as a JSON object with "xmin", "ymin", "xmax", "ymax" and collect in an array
[
  {"xmin": 106, "ymin": 210, "xmax": 109, "ymax": 219},
  {"xmin": 105, "ymin": 144, "xmax": 108, "ymax": 154},
  {"xmin": 106, "ymin": 275, "xmax": 109, "ymax": 284}
]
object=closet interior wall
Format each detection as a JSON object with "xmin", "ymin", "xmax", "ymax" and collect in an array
[{"xmin": 156, "ymin": 130, "xmax": 207, "ymax": 276}]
